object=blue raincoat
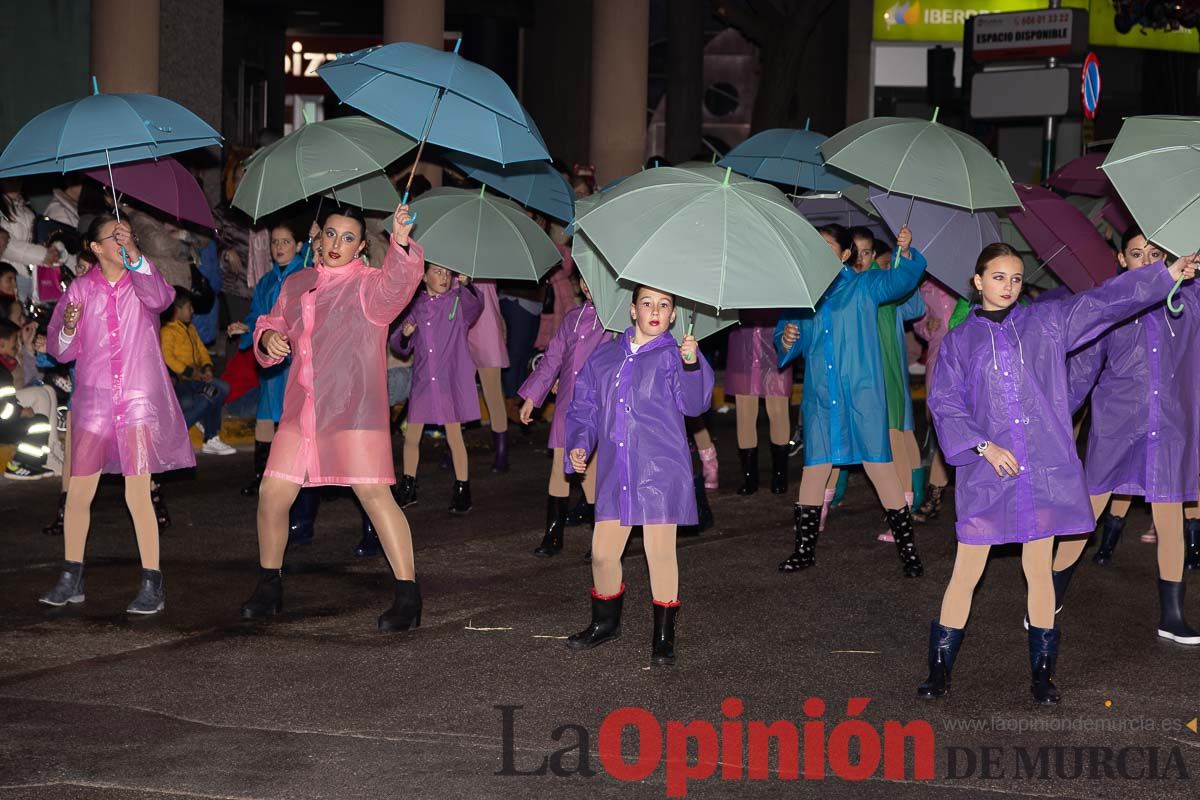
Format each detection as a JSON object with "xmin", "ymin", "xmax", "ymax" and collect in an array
[
  {"xmin": 239, "ymin": 244, "xmax": 312, "ymax": 422},
  {"xmin": 774, "ymin": 248, "xmax": 927, "ymax": 466}
]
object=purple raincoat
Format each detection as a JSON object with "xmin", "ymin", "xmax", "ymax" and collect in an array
[
  {"xmin": 392, "ymin": 282, "xmax": 484, "ymax": 426},
  {"xmin": 48, "ymin": 260, "xmax": 195, "ymax": 477},
  {"xmin": 930, "ymin": 263, "xmax": 1178, "ymax": 545},
  {"xmin": 564, "ymin": 328, "xmax": 715, "ymax": 526},
  {"xmin": 725, "ymin": 309, "xmax": 792, "ymax": 397},
  {"xmin": 518, "ymin": 302, "xmax": 612, "ymax": 449},
  {"xmin": 1068, "ymin": 278, "xmax": 1200, "ymax": 502}
]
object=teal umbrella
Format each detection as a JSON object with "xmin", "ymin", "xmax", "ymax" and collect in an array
[{"xmin": 718, "ymin": 122, "xmax": 850, "ymax": 193}]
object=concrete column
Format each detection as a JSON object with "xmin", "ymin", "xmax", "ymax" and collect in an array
[
  {"xmin": 383, "ymin": 0, "xmax": 445, "ymax": 188},
  {"xmin": 91, "ymin": 0, "xmax": 160, "ymax": 94},
  {"xmin": 665, "ymin": 0, "xmax": 704, "ymax": 163},
  {"xmin": 590, "ymin": 0, "xmax": 649, "ymax": 184}
]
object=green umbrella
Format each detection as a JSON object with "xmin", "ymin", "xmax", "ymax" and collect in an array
[
  {"xmin": 819, "ymin": 111, "xmax": 1020, "ymax": 211},
  {"xmin": 573, "ymin": 232, "xmax": 738, "ymax": 343},
  {"xmin": 233, "ymin": 116, "xmax": 415, "ymax": 220},
  {"xmin": 572, "ymin": 165, "xmax": 841, "ymax": 311},
  {"xmin": 324, "ymin": 172, "xmax": 400, "ymax": 212},
  {"xmin": 1101, "ymin": 115, "xmax": 1200, "ymax": 310}
]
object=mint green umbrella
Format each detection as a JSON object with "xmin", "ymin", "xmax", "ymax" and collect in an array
[
  {"xmin": 324, "ymin": 172, "xmax": 400, "ymax": 212},
  {"xmin": 572, "ymin": 165, "xmax": 841, "ymax": 311}
]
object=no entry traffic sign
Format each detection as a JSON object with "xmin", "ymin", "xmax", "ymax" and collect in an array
[{"xmin": 1082, "ymin": 52, "xmax": 1101, "ymax": 120}]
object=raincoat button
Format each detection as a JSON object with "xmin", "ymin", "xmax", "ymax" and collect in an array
[
  {"xmin": 622, "ymin": 486, "xmax": 627, "ymax": 491},
  {"xmin": 619, "ymin": 442, "xmax": 624, "ymax": 447},
  {"xmin": 1152, "ymin": 348, "xmax": 1157, "ymax": 353},
  {"xmin": 1154, "ymin": 390, "xmax": 1159, "ymax": 395},
  {"xmin": 832, "ymin": 400, "xmax": 837, "ymax": 405},
  {"xmin": 1004, "ymin": 372, "xmax": 1009, "ymax": 376},
  {"xmin": 1014, "ymin": 418, "xmax": 1020, "ymax": 424}
]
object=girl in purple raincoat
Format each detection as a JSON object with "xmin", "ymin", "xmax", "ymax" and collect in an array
[
  {"xmin": 920, "ymin": 242, "xmax": 1197, "ymax": 705},
  {"xmin": 1053, "ymin": 227, "xmax": 1200, "ymax": 647},
  {"xmin": 518, "ymin": 275, "xmax": 612, "ymax": 557},
  {"xmin": 563, "ymin": 286, "xmax": 714, "ymax": 667},
  {"xmin": 726, "ymin": 308, "xmax": 793, "ymax": 496},
  {"xmin": 391, "ymin": 264, "xmax": 484, "ymax": 514}
]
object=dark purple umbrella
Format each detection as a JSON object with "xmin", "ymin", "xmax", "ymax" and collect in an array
[
  {"xmin": 792, "ymin": 192, "xmax": 891, "ymax": 244},
  {"xmin": 1047, "ymin": 152, "xmax": 1109, "ymax": 197},
  {"xmin": 869, "ymin": 188, "xmax": 1001, "ymax": 298},
  {"xmin": 1009, "ymin": 184, "xmax": 1117, "ymax": 293},
  {"xmin": 85, "ymin": 157, "xmax": 215, "ymax": 229}
]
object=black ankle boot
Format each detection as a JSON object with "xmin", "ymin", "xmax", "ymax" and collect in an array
[
  {"xmin": 1185, "ymin": 519, "xmax": 1200, "ymax": 571},
  {"xmin": 241, "ymin": 440, "xmax": 271, "ymax": 497},
  {"xmin": 736, "ymin": 447, "xmax": 759, "ymax": 495},
  {"xmin": 1156, "ymin": 579, "xmax": 1200, "ymax": 645},
  {"xmin": 378, "ymin": 579, "xmax": 422, "ymax": 632},
  {"xmin": 565, "ymin": 499, "xmax": 594, "ymax": 527},
  {"xmin": 651, "ymin": 601, "xmax": 679, "ymax": 666},
  {"xmin": 287, "ymin": 487, "xmax": 321, "ymax": 546},
  {"xmin": 769, "ymin": 444, "xmax": 789, "ymax": 495},
  {"xmin": 887, "ymin": 506, "xmax": 924, "ymax": 577},
  {"xmin": 42, "ymin": 492, "xmax": 66, "ymax": 536},
  {"xmin": 151, "ymin": 485, "xmax": 171, "ymax": 529},
  {"xmin": 353, "ymin": 501, "xmax": 382, "ymax": 558},
  {"xmin": 1091, "ymin": 513, "xmax": 1126, "ymax": 566},
  {"xmin": 449, "ymin": 480, "xmax": 472, "ymax": 514},
  {"xmin": 917, "ymin": 620, "xmax": 965, "ymax": 698},
  {"xmin": 126, "ymin": 568, "xmax": 165, "ymax": 615},
  {"xmin": 395, "ymin": 475, "xmax": 418, "ymax": 508},
  {"xmin": 779, "ymin": 504, "xmax": 821, "ymax": 571},
  {"xmin": 567, "ymin": 585, "xmax": 624, "ymax": 649},
  {"xmin": 1028, "ymin": 625, "xmax": 1061, "ymax": 705},
  {"xmin": 241, "ymin": 567, "xmax": 283, "ymax": 619},
  {"xmin": 492, "ymin": 430, "xmax": 509, "ymax": 473},
  {"xmin": 534, "ymin": 495, "xmax": 567, "ymax": 557},
  {"xmin": 39, "ymin": 560, "xmax": 85, "ymax": 606}
]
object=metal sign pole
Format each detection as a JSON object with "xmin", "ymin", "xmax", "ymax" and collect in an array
[{"xmin": 1041, "ymin": 0, "xmax": 1063, "ymax": 181}]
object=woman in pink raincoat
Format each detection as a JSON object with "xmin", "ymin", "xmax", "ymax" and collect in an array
[
  {"xmin": 240, "ymin": 203, "xmax": 426, "ymax": 633},
  {"xmin": 467, "ymin": 279, "xmax": 510, "ymax": 472},
  {"xmin": 41, "ymin": 215, "xmax": 194, "ymax": 616},
  {"xmin": 726, "ymin": 309, "xmax": 793, "ymax": 496},
  {"xmin": 911, "ymin": 276, "xmax": 959, "ymax": 522}
]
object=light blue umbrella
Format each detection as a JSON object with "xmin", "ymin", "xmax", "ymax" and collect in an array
[
  {"xmin": 719, "ymin": 123, "xmax": 850, "ymax": 193},
  {"xmin": 447, "ymin": 152, "xmax": 574, "ymax": 222}
]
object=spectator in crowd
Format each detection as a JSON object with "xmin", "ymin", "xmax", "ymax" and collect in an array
[
  {"xmin": 43, "ymin": 177, "xmax": 83, "ymax": 229},
  {"xmin": 0, "ymin": 262, "xmax": 16, "ymax": 299},
  {"xmin": 161, "ymin": 289, "xmax": 236, "ymax": 455},
  {"xmin": 1, "ymin": 319, "xmax": 54, "ymax": 480}
]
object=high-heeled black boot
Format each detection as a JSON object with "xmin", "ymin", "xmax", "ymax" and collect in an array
[
  {"xmin": 287, "ymin": 488, "xmax": 321, "ymax": 546},
  {"xmin": 42, "ymin": 492, "xmax": 66, "ymax": 536},
  {"xmin": 917, "ymin": 620, "xmax": 965, "ymax": 699},
  {"xmin": 651, "ymin": 601, "xmax": 680, "ymax": 666},
  {"xmin": 353, "ymin": 499, "xmax": 382, "ymax": 558},
  {"xmin": 240, "ymin": 567, "xmax": 283, "ymax": 619},
  {"xmin": 378, "ymin": 579, "xmax": 422, "ymax": 632},
  {"xmin": 1184, "ymin": 519, "xmax": 1200, "ymax": 571},
  {"xmin": 769, "ymin": 444, "xmax": 789, "ymax": 495},
  {"xmin": 492, "ymin": 430, "xmax": 510, "ymax": 473},
  {"xmin": 534, "ymin": 495, "xmax": 567, "ymax": 557},
  {"xmin": 1028, "ymin": 625, "xmax": 1061, "ymax": 705},
  {"xmin": 1156, "ymin": 579, "xmax": 1200, "ymax": 645},
  {"xmin": 241, "ymin": 440, "xmax": 271, "ymax": 497},
  {"xmin": 565, "ymin": 498, "xmax": 594, "ymax": 528},
  {"xmin": 566, "ymin": 585, "xmax": 624, "ymax": 649},
  {"xmin": 886, "ymin": 506, "xmax": 924, "ymax": 577},
  {"xmin": 779, "ymin": 504, "xmax": 821, "ymax": 571},
  {"xmin": 736, "ymin": 447, "xmax": 759, "ymax": 495},
  {"xmin": 1091, "ymin": 513, "xmax": 1125, "ymax": 566},
  {"xmin": 151, "ymin": 485, "xmax": 171, "ymax": 529},
  {"xmin": 395, "ymin": 474, "xmax": 418, "ymax": 508},
  {"xmin": 449, "ymin": 480, "xmax": 472, "ymax": 514}
]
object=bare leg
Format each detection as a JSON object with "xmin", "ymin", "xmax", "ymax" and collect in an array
[
  {"xmin": 353, "ymin": 483, "xmax": 416, "ymax": 580},
  {"xmin": 61, "ymin": 414, "xmax": 72, "ymax": 494},
  {"xmin": 63, "ymin": 471, "xmax": 102, "ymax": 562},
  {"xmin": 888, "ymin": 429, "xmax": 913, "ymax": 494},
  {"xmin": 124, "ymin": 474, "xmax": 160, "ymax": 570},
  {"xmin": 582, "ymin": 454, "xmax": 597, "ymax": 502},
  {"xmin": 1022, "ymin": 537, "xmax": 1056, "ymax": 629},
  {"xmin": 798, "ymin": 464, "xmax": 835, "ymax": 505},
  {"xmin": 735, "ymin": 395, "xmax": 759, "ymax": 450},
  {"xmin": 445, "ymin": 423, "xmax": 469, "ymax": 481},
  {"xmin": 928, "ymin": 448, "xmax": 948, "ymax": 489},
  {"xmin": 938, "ymin": 543, "xmax": 990, "ymax": 629},
  {"xmin": 765, "ymin": 396, "xmax": 790, "ymax": 446},
  {"xmin": 642, "ymin": 523, "xmax": 679, "ymax": 603},
  {"xmin": 590, "ymin": 519, "xmax": 634, "ymax": 596},
  {"xmin": 862, "ymin": 461, "xmax": 907, "ymax": 510},
  {"xmin": 1152, "ymin": 502, "xmax": 1185, "ymax": 582},
  {"xmin": 1109, "ymin": 495, "xmax": 1133, "ymax": 517},
  {"xmin": 478, "ymin": 367, "xmax": 507, "ymax": 434},
  {"xmin": 691, "ymin": 426, "xmax": 714, "ymax": 452},
  {"xmin": 402, "ymin": 423, "xmax": 424, "ymax": 478},
  {"xmin": 548, "ymin": 447, "xmax": 569, "ymax": 497},
  {"xmin": 1052, "ymin": 492, "xmax": 1111, "ymax": 571},
  {"xmin": 255, "ymin": 419, "xmax": 275, "ymax": 443},
  {"xmin": 256, "ymin": 477, "xmax": 302, "ymax": 569},
  {"xmin": 1185, "ymin": 500, "xmax": 1200, "ymax": 521}
]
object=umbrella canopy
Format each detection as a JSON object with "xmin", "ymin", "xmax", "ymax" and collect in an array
[
  {"xmin": 792, "ymin": 190, "xmax": 891, "ymax": 243},
  {"xmin": 447, "ymin": 152, "xmax": 574, "ymax": 222},
  {"xmin": 0, "ymin": 83, "xmax": 221, "ymax": 177},
  {"xmin": 324, "ymin": 172, "xmax": 401, "ymax": 213},
  {"xmin": 718, "ymin": 125, "xmax": 850, "ymax": 192},
  {"xmin": 869, "ymin": 188, "xmax": 1001, "ymax": 298},
  {"xmin": 1062, "ymin": 192, "xmax": 1132, "ymax": 241},
  {"xmin": 84, "ymin": 157, "xmax": 214, "ymax": 229},
  {"xmin": 1047, "ymin": 152, "xmax": 1109, "ymax": 197},
  {"xmin": 999, "ymin": 220, "xmax": 1066, "ymax": 292},
  {"xmin": 820, "ymin": 114, "xmax": 1020, "ymax": 211},
  {"xmin": 1007, "ymin": 184, "xmax": 1118, "ymax": 293},
  {"xmin": 319, "ymin": 42, "xmax": 550, "ymax": 165},
  {"xmin": 233, "ymin": 116, "xmax": 415, "ymax": 221},
  {"xmin": 572, "ymin": 165, "xmax": 842, "ymax": 311},
  {"xmin": 573, "ymin": 232, "xmax": 737, "ymax": 343},
  {"xmin": 403, "ymin": 186, "xmax": 561, "ymax": 280}
]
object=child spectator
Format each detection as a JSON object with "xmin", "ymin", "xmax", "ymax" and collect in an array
[{"xmin": 161, "ymin": 289, "xmax": 236, "ymax": 455}]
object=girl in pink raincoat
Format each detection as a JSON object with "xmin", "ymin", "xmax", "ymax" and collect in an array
[
  {"xmin": 240, "ymin": 203, "xmax": 426, "ymax": 633},
  {"xmin": 41, "ymin": 215, "xmax": 194, "ymax": 616},
  {"xmin": 466, "ymin": 279, "xmax": 511, "ymax": 472},
  {"xmin": 726, "ymin": 309, "xmax": 793, "ymax": 496}
]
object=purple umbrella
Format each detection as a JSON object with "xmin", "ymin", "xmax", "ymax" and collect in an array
[
  {"xmin": 1047, "ymin": 152, "xmax": 1108, "ymax": 197},
  {"xmin": 868, "ymin": 188, "xmax": 1001, "ymax": 298},
  {"xmin": 85, "ymin": 157, "xmax": 215, "ymax": 229},
  {"xmin": 792, "ymin": 192, "xmax": 891, "ymax": 244},
  {"xmin": 1009, "ymin": 184, "xmax": 1117, "ymax": 293}
]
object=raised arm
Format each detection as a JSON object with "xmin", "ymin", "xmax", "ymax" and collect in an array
[
  {"xmin": 867, "ymin": 246, "xmax": 927, "ymax": 305},
  {"xmin": 1055, "ymin": 261, "xmax": 1181, "ymax": 352}
]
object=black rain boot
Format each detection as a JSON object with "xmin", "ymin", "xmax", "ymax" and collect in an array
[
  {"xmin": 126, "ymin": 568, "xmax": 165, "ymax": 615},
  {"xmin": 779, "ymin": 504, "xmax": 821, "ymax": 571},
  {"xmin": 651, "ymin": 601, "xmax": 680, "ymax": 667},
  {"xmin": 378, "ymin": 579, "xmax": 422, "ymax": 632},
  {"xmin": 240, "ymin": 567, "xmax": 283, "ymax": 619},
  {"xmin": 353, "ymin": 500, "xmax": 382, "ymax": 558},
  {"xmin": 151, "ymin": 485, "xmax": 171, "ymax": 530},
  {"xmin": 449, "ymin": 480, "xmax": 472, "ymax": 514},
  {"xmin": 534, "ymin": 495, "xmax": 567, "ymax": 557},
  {"xmin": 917, "ymin": 620, "xmax": 965, "ymax": 699},
  {"xmin": 1184, "ymin": 519, "xmax": 1200, "ymax": 571},
  {"xmin": 1156, "ymin": 579, "xmax": 1200, "ymax": 645},
  {"xmin": 565, "ymin": 498, "xmax": 594, "ymax": 527},
  {"xmin": 395, "ymin": 474, "xmax": 418, "ymax": 509},
  {"xmin": 1091, "ymin": 513, "xmax": 1126, "ymax": 566},
  {"xmin": 38, "ymin": 560, "xmax": 85, "ymax": 606},
  {"xmin": 241, "ymin": 440, "xmax": 271, "ymax": 497},
  {"xmin": 736, "ymin": 447, "xmax": 759, "ymax": 495},
  {"xmin": 491, "ymin": 430, "xmax": 510, "ymax": 473},
  {"xmin": 42, "ymin": 492, "xmax": 66, "ymax": 536},
  {"xmin": 887, "ymin": 506, "xmax": 924, "ymax": 577},
  {"xmin": 287, "ymin": 488, "xmax": 321, "ymax": 546},
  {"xmin": 566, "ymin": 585, "xmax": 625, "ymax": 649},
  {"xmin": 769, "ymin": 444, "xmax": 789, "ymax": 495},
  {"xmin": 1028, "ymin": 625, "xmax": 1062, "ymax": 705}
]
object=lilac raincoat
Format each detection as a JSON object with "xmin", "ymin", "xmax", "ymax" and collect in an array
[
  {"xmin": 564, "ymin": 329, "xmax": 714, "ymax": 526},
  {"xmin": 518, "ymin": 301, "xmax": 612, "ymax": 449},
  {"xmin": 392, "ymin": 282, "xmax": 484, "ymax": 426},
  {"xmin": 467, "ymin": 279, "xmax": 509, "ymax": 369},
  {"xmin": 48, "ymin": 260, "xmax": 194, "ymax": 477},
  {"xmin": 930, "ymin": 263, "xmax": 1178, "ymax": 544},
  {"xmin": 1068, "ymin": 278, "xmax": 1200, "ymax": 502},
  {"xmin": 725, "ymin": 309, "xmax": 792, "ymax": 397}
]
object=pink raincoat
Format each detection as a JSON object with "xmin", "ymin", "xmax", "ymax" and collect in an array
[
  {"xmin": 392, "ymin": 281, "xmax": 484, "ymax": 425},
  {"xmin": 914, "ymin": 277, "xmax": 958, "ymax": 384},
  {"xmin": 535, "ymin": 244, "xmax": 581, "ymax": 349},
  {"xmin": 254, "ymin": 241, "xmax": 424, "ymax": 485},
  {"xmin": 725, "ymin": 309, "xmax": 792, "ymax": 397},
  {"xmin": 467, "ymin": 279, "xmax": 509, "ymax": 369},
  {"xmin": 48, "ymin": 260, "xmax": 194, "ymax": 477}
]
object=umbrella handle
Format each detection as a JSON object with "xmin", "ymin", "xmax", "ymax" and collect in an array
[
  {"xmin": 449, "ymin": 294, "xmax": 459, "ymax": 321},
  {"xmin": 399, "ymin": 191, "xmax": 417, "ymax": 226},
  {"xmin": 1168, "ymin": 275, "xmax": 1185, "ymax": 314}
]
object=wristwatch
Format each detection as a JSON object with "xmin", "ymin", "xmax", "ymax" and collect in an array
[{"xmin": 974, "ymin": 441, "xmax": 990, "ymax": 456}]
